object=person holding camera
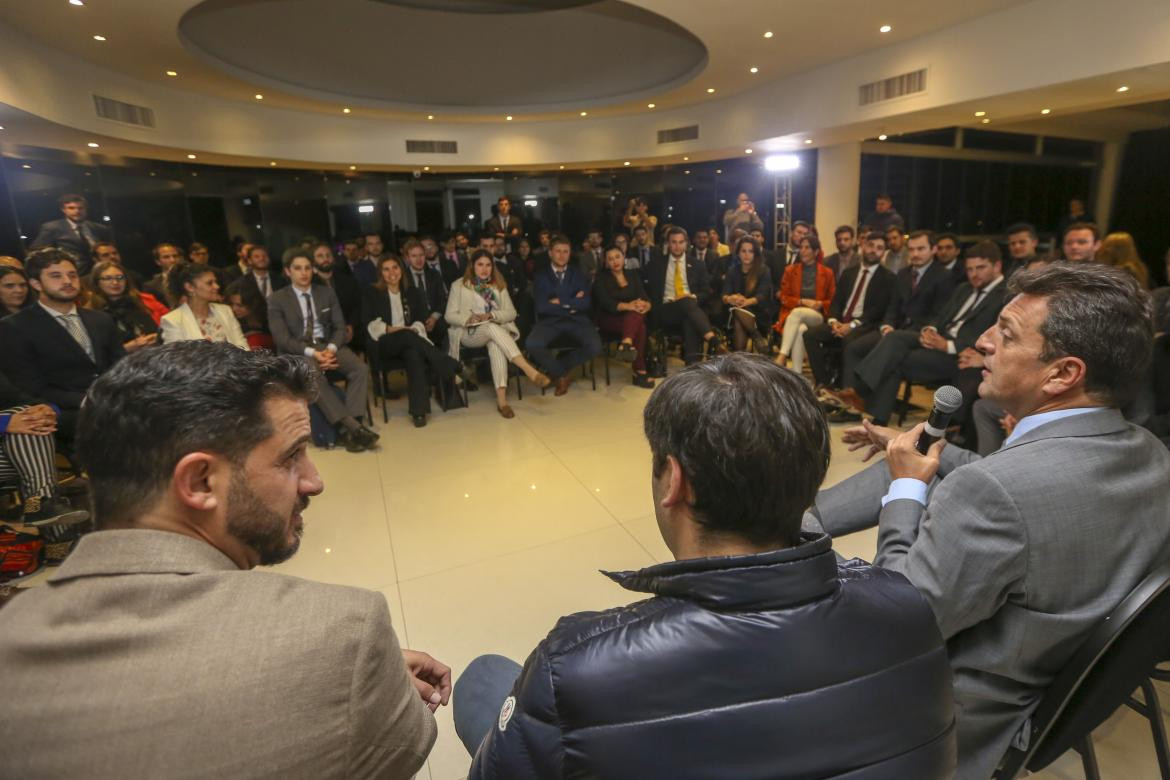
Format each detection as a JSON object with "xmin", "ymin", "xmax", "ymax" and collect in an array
[
  {"xmin": 623, "ymin": 197, "xmax": 657, "ymax": 241},
  {"xmin": 723, "ymin": 192, "xmax": 764, "ymax": 244}
]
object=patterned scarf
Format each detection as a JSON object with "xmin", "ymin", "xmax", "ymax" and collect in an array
[{"xmin": 473, "ymin": 278, "xmax": 497, "ymax": 313}]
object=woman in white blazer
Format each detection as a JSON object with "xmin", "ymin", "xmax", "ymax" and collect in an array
[
  {"xmin": 159, "ymin": 263, "xmax": 249, "ymax": 350},
  {"xmin": 446, "ymin": 250, "xmax": 549, "ymax": 417}
]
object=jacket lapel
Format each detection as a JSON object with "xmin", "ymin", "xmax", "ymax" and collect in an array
[{"xmin": 34, "ymin": 306, "xmax": 96, "ymax": 367}]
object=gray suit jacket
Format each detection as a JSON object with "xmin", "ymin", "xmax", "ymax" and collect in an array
[
  {"xmin": 268, "ymin": 283, "xmax": 349, "ymax": 357},
  {"xmin": 0, "ymin": 530, "xmax": 436, "ymax": 779},
  {"xmin": 809, "ymin": 409, "xmax": 1170, "ymax": 780}
]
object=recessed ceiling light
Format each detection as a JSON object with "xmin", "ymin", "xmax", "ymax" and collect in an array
[
  {"xmin": 1117, "ymin": 85, "xmax": 1130, "ymax": 92},
  {"xmin": 878, "ymin": 134, "xmax": 888, "ymax": 140},
  {"xmin": 92, "ymin": 35, "xmax": 106, "ymax": 41},
  {"xmin": 580, "ymin": 111, "xmax": 587, "ymax": 117},
  {"xmin": 683, "ymin": 156, "xmax": 689, "ymax": 161},
  {"xmin": 342, "ymin": 107, "xmax": 351, "ymax": 113},
  {"xmin": 21, "ymin": 164, "xmax": 31, "ymax": 169},
  {"xmin": 269, "ymin": 161, "xmax": 277, "ymax": 166},
  {"xmin": 749, "ymin": 67, "xmax": 759, "ymax": 74},
  {"xmin": 647, "ymin": 103, "xmax": 656, "ymax": 109},
  {"xmin": 745, "ymin": 148, "xmax": 754, "ymax": 154},
  {"xmin": 427, "ymin": 114, "xmax": 434, "ymax": 120},
  {"xmin": 254, "ymin": 94, "xmax": 264, "ymax": 100},
  {"xmin": 0, "ymin": 126, "xmax": 5, "ymax": 131},
  {"xmin": 69, "ymin": 0, "xmax": 84, "ymax": 5},
  {"xmin": 763, "ymin": 31, "xmax": 773, "ymax": 38},
  {"xmin": 348, "ymin": 165, "xmax": 356, "ymax": 170},
  {"xmin": 494, "ymin": 167, "xmax": 500, "ymax": 171},
  {"xmin": 186, "ymin": 154, "xmax": 196, "ymax": 159},
  {"xmin": 981, "ymin": 118, "xmax": 991, "ymax": 124},
  {"xmin": 706, "ymin": 88, "xmax": 715, "ymax": 94},
  {"xmin": 684, "ymin": 170, "xmax": 690, "ymax": 174},
  {"xmin": 423, "ymin": 166, "xmax": 430, "ymax": 171},
  {"xmin": 974, "ymin": 111, "xmax": 986, "ymax": 117},
  {"xmin": 165, "ymin": 70, "xmax": 178, "ymax": 77},
  {"xmin": 715, "ymin": 169, "xmax": 722, "ymax": 174},
  {"xmin": 879, "ymin": 25, "xmax": 892, "ymax": 33},
  {"xmin": 1040, "ymin": 108, "xmax": 1052, "ymax": 115},
  {"xmin": 559, "ymin": 165, "xmax": 565, "ymax": 169},
  {"xmin": 623, "ymin": 161, "xmax": 630, "ymax": 166},
  {"xmin": 87, "ymin": 142, "xmax": 99, "ymax": 148},
  {"xmin": 505, "ymin": 115, "xmax": 513, "ymax": 121},
  {"xmin": 804, "ymin": 139, "xmax": 813, "ymax": 144}
]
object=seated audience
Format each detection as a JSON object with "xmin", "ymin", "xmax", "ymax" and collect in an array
[
  {"xmin": 403, "ymin": 239, "xmax": 449, "ymax": 347},
  {"xmin": 455, "ymin": 354, "xmax": 955, "ymax": 778},
  {"xmin": 628, "ymin": 225, "xmax": 655, "ymax": 269},
  {"xmin": 774, "ymin": 234, "xmax": 834, "ymax": 371},
  {"xmin": 823, "ymin": 225, "xmax": 859, "ymax": 280},
  {"xmin": 491, "ymin": 236, "xmax": 531, "ymax": 338},
  {"xmin": 883, "ymin": 225, "xmax": 909, "ymax": 273},
  {"xmin": 85, "ymin": 260, "xmax": 164, "ymax": 354},
  {"xmin": 1003, "ymin": 223, "xmax": 1040, "ymax": 279},
  {"xmin": 646, "ymin": 227, "xmax": 726, "ymax": 364},
  {"xmin": 362, "ymin": 256, "xmax": 462, "ymax": 428},
  {"xmin": 593, "ymin": 247, "xmax": 654, "ymax": 388},
  {"xmin": 780, "ymin": 221, "xmax": 811, "ymax": 267},
  {"xmin": 446, "ymin": 250, "xmax": 550, "ymax": 418},
  {"xmin": 809, "ymin": 263, "xmax": 1170, "ymax": 780},
  {"xmin": 0, "ymin": 249, "xmax": 125, "ymax": 443},
  {"xmin": 346, "ymin": 233, "xmax": 382, "ymax": 286},
  {"xmin": 1096, "ymin": 231, "xmax": 1150, "ymax": 288},
  {"xmin": 722, "ymin": 192, "xmax": 764, "ymax": 244},
  {"xmin": 312, "ymin": 242, "xmax": 361, "ymax": 346},
  {"xmin": 622, "ymin": 196, "xmax": 657, "ymax": 239},
  {"xmin": 802, "ymin": 232, "xmax": 896, "ymax": 390},
  {"xmin": 0, "ymin": 367, "xmax": 88, "ymax": 527},
  {"xmin": 0, "ymin": 342, "xmax": 447, "ymax": 777},
  {"xmin": 225, "ymin": 281, "xmax": 274, "ymax": 351},
  {"xmin": 241, "ymin": 245, "xmax": 288, "ymax": 301},
  {"xmin": 575, "ymin": 230, "xmax": 605, "ymax": 279},
  {"xmin": 160, "ymin": 263, "xmax": 247, "ymax": 349},
  {"xmin": 527, "ymin": 235, "xmax": 604, "ymax": 396},
  {"xmin": 143, "ymin": 242, "xmax": 184, "ymax": 303},
  {"xmin": 220, "ymin": 241, "xmax": 253, "ymax": 287},
  {"xmin": 721, "ymin": 235, "xmax": 775, "ymax": 354},
  {"xmin": 269, "ymin": 251, "xmax": 376, "ymax": 453},
  {"xmin": 864, "ymin": 192, "xmax": 904, "ymax": 234},
  {"xmin": 933, "ymin": 232, "xmax": 966, "ymax": 283},
  {"xmin": 707, "ymin": 227, "xmax": 730, "ymax": 258},
  {"xmin": 422, "ymin": 235, "xmax": 461, "ymax": 289},
  {"xmin": 188, "ymin": 241, "xmax": 211, "ymax": 265},
  {"xmin": 839, "ymin": 241, "xmax": 1006, "ymax": 427},
  {"xmin": 515, "ymin": 238, "xmax": 533, "ymax": 278},
  {"xmin": 0, "ymin": 265, "xmax": 31, "ymax": 317},
  {"xmin": 28, "ymin": 193, "xmax": 111, "ymax": 275},
  {"xmin": 1061, "ymin": 221, "xmax": 1100, "ymax": 262}
]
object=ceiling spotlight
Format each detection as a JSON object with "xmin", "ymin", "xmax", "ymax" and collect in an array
[
  {"xmin": 559, "ymin": 165, "xmax": 565, "ymax": 169},
  {"xmin": 684, "ymin": 170, "xmax": 690, "ymax": 174},
  {"xmin": 348, "ymin": 165, "xmax": 356, "ymax": 170},
  {"xmin": 494, "ymin": 167, "xmax": 500, "ymax": 171},
  {"xmin": 186, "ymin": 154, "xmax": 196, "ymax": 159},
  {"xmin": 0, "ymin": 126, "xmax": 4, "ymax": 131},
  {"xmin": 69, "ymin": 0, "xmax": 84, "ymax": 5},
  {"xmin": 165, "ymin": 70, "xmax": 178, "ymax": 77},
  {"xmin": 763, "ymin": 31, "xmax": 773, "ymax": 38},
  {"xmin": 706, "ymin": 88, "xmax": 715, "ymax": 94},
  {"xmin": 580, "ymin": 111, "xmax": 587, "ymax": 117},
  {"xmin": 1041, "ymin": 108, "xmax": 1052, "ymax": 115},
  {"xmin": 804, "ymin": 139, "xmax": 813, "ymax": 144},
  {"xmin": 647, "ymin": 103, "xmax": 656, "ymax": 109},
  {"xmin": 623, "ymin": 161, "xmax": 630, "ymax": 166},
  {"xmin": 878, "ymin": 134, "xmax": 888, "ymax": 140},
  {"xmin": 423, "ymin": 166, "xmax": 430, "ymax": 171},
  {"xmin": 981, "ymin": 118, "xmax": 991, "ymax": 124},
  {"xmin": 879, "ymin": 24, "xmax": 892, "ymax": 33},
  {"xmin": 342, "ymin": 107, "xmax": 351, "ymax": 113},
  {"xmin": 505, "ymin": 115, "xmax": 513, "ymax": 121},
  {"xmin": 1116, "ymin": 85, "xmax": 1130, "ymax": 92},
  {"xmin": 21, "ymin": 164, "xmax": 31, "ymax": 169},
  {"xmin": 744, "ymin": 148, "xmax": 753, "ymax": 154},
  {"xmin": 254, "ymin": 94, "xmax": 264, "ymax": 100},
  {"xmin": 764, "ymin": 154, "xmax": 800, "ymax": 172},
  {"xmin": 269, "ymin": 161, "xmax": 277, "ymax": 166},
  {"xmin": 749, "ymin": 67, "xmax": 759, "ymax": 74},
  {"xmin": 715, "ymin": 169, "xmax": 722, "ymax": 174},
  {"xmin": 87, "ymin": 142, "xmax": 99, "ymax": 148},
  {"xmin": 427, "ymin": 114, "xmax": 434, "ymax": 120},
  {"xmin": 92, "ymin": 34, "xmax": 106, "ymax": 41},
  {"xmin": 683, "ymin": 156, "xmax": 689, "ymax": 161},
  {"xmin": 974, "ymin": 111, "xmax": 986, "ymax": 117}
]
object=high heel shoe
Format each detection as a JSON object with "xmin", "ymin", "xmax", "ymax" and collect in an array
[{"xmin": 531, "ymin": 372, "xmax": 552, "ymax": 389}]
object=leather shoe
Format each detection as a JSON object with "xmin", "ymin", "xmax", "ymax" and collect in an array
[
  {"xmin": 532, "ymin": 372, "xmax": 552, "ymax": 389},
  {"xmin": 633, "ymin": 373, "xmax": 655, "ymax": 389},
  {"xmin": 337, "ymin": 429, "xmax": 367, "ymax": 453},
  {"xmin": 554, "ymin": 376, "xmax": 571, "ymax": 396},
  {"xmin": 833, "ymin": 388, "xmax": 867, "ymax": 414},
  {"xmin": 497, "ymin": 405, "xmax": 515, "ymax": 419},
  {"xmin": 411, "ymin": 415, "xmax": 426, "ymax": 428},
  {"xmin": 355, "ymin": 425, "xmax": 380, "ymax": 448},
  {"xmin": 826, "ymin": 407, "xmax": 862, "ymax": 424}
]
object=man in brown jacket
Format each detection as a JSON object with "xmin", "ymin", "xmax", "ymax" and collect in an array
[{"xmin": 0, "ymin": 341, "xmax": 446, "ymax": 779}]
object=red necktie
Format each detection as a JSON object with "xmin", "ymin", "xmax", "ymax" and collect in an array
[{"xmin": 843, "ymin": 268, "xmax": 870, "ymax": 323}]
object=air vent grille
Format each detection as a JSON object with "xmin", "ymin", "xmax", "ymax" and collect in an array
[
  {"xmin": 858, "ymin": 68, "xmax": 927, "ymax": 106},
  {"xmin": 406, "ymin": 140, "xmax": 458, "ymax": 154},
  {"xmin": 93, "ymin": 94, "xmax": 156, "ymax": 127},
  {"xmin": 657, "ymin": 125, "xmax": 699, "ymax": 144}
]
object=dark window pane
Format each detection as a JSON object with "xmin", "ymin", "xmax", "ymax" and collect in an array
[
  {"xmin": 963, "ymin": 129, "xmax": 1036, "ymax": 154},
  {"xmin": 1043, "ymin": 136, "xmax": 1100, "ymax": 161}
]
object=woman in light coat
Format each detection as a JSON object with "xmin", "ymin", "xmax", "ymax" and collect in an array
[{"xmin": 159, "ymin": 262, "xmax": 248, "ymax": 350}]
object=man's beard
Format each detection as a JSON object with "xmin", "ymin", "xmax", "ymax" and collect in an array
[
  {"xmin": 42, "ymin": 287, "xmax": 78, "ymax": 303},
  {"xmin": 316, "ymin": 262, "xmax": 334, "ymax": 274},
  {"xmin": 226, "ymin": 471, "xmax": 306, "ymax": 566}
]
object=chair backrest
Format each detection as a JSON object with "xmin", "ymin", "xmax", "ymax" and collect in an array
[{"xmin": 997, "ymin": 560, "xmax": 1170, "ymax": 777}]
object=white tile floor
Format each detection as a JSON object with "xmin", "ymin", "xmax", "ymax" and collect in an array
[{"xmin": 269, "ymin": 362, "xmax": 1170, "ymax": 780}]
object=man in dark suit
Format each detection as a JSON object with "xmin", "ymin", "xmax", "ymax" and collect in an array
[
  {"xmin": 747, "ymin": 227, "xmax": 783, "ymax": 291},
  {"xmin": 402, "ymin": 239, "xmax": 448, "ymax": 348},
  {"xmin": 338, "ymin": 234, "xmax": 380, "ymax": 287},
  {"xmin": 690, "ymin": 228, "xmax": 725, "ymax": 326},
  {"xmin": 835, "ymin": 230, "xmax": 956, "ymax": 409},
  {"xmin": 422, "ymin": 236, "xmax": 460, "ymax": 291},
  {"xmin": 527, "ymin": 235, "xmax": 603, "ymax": 395},
  {"xmin": 848, "ymin": 241, "xmax": 1008, "ymax": 426},
  {"xmin": 239, "ymin": 245, "xmax": 288, "ymax": 302},
  {"xmin": 491, "ymin": 236, "xmax": 531, "ymax": 340},
  {"xmin": 268, "ymin": 251, "xmax": 375, "ymax": 453},
  {"xmin": 807, "ymin": 263, "xmax": 1169, "ymax": 780},
  {"xmin": 628, "ymin": 226, "xmax": 655, "ymax": 273},
  {"xmin": 311, "ymin": 243, "xmax": 361, "ymax": 350},
  {"xmin": 29, "ymin": 194, "xmax": 111, "ymax": 276},
  {"xmin": 574, "ymin": 230, "xmax": 605, "ymax": 280},
  {"xmin": 220, "ymin": 242, "xmax": 253, "ymax": 289},
  {"xmin": 803, "ymin": 233, "xmax": 896, "ymax": 390},
  {"xmin": 0, "ymin": 249, "xmax": 125, "ymax": 443},
  {"xmin": 142, "ymin": 243, "xmax": 184, "ymax": 303},
  {"xmin": 483, "ymin": 197, "xmax": 523, "ymax": 248},
  {"xmin": 646, "ymin": 227, "xmax": 725, "ymax": 365},
  {"xmin": 932, "ymin": 232, "xmax": 966, "ymax": 285}
]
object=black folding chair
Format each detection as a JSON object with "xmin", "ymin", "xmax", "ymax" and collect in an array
[
  {"xmin": 537, "ymin": 332, "xmax": 598, "ymax": 394},
  {"xmin": 994, "ymin": 560, "xmax": 1170, "ymax": 779},
  {"xmin": 459, "ymin": 345, "xmax": 523, "ymax": 407},
  {"xmin": 368, "ymin": 346, "xmax": 452, "ymax": 423}
]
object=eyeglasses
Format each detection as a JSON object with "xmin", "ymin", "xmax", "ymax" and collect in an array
[{"xmin": 99, "ymin": 275, "xmax": 126, "ymax": 282}]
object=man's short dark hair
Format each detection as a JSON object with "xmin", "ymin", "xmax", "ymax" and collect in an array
[
  {"xmin": 907, "ymin": 229, "xmax": 934, "ymax": 245},
  {"xmin": 282, "ymin": 248, "xmax": 312, "ymax": 269},
  {"xmin": 152, "ymin": 243, "xmax": 181, "ymax": 261},
  {"xmin": 1063, "ymin": 221, "xmax": 1101, "ymax": 242},
  {"xmin": 834, "ymin": 225, "xmax": 855, "ymax": 238},
  {"xmin": 246, "ymin": 244, "xmax": 267, "ymax": 259},
  {"xmin": 665, "ymin": 226, "xmax": 688, "ymax": 241},
  {"xmin": 58, "ymin": 193, "xmax": 86, "ymax": 208},
  {"xmin": 643, "ymin": 354, "xmax": 830, "ymax": 547},
  {"xmin": 935, "ymin": 232, "xmax": 959, "ymax": 246},
  {"xmin": 965, "ymin": 240, "xmax": 1002, "ymax": 264},
  {"xmin": 1009, "ymin": 263, "xmax": 1153, "ymax": 406},
  {"xmin": 497, "ymin": 196, "xmax": 510, "ymax": 204},
  {"xmin": 1006, "ymin": 223, "xmax": 1038, "ymax": 241},
  {"xmin": 24, "ymin": 247, "xmax": 78, "ymax": 280},
  {"xmin": 876, "ymin": 193, "xmax": 892, "ymax": 202},
  {"xmin": 77, "ymin": 342, "xmax": 317, "ymax": 528},
  {"xmin": 792, "ymin": 220, "xmax": 811, "ymax": 231},
  {"xmin": 549, "ymin": 233, "xmax": 572, "ymax": 249}
]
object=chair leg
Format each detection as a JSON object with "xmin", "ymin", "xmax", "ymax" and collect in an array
[
  {"xmin": 1077, "ymin": 735, "xmax": 1102, "ymax": 780},
  {"xmin": 604, "ymin": 343, "xmax": 611, "ymax": 386},
  {"xmin": 1134, "ymin": 678, "xmax": 1170, "ymax": 778}
]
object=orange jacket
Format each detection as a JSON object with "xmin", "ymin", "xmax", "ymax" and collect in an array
[
  {"xmin": 138, "ymin": 291, "xmax": 170, "ymax": 325},
  {"xmin": 776, "ymin": 262, "xmax": 836, "ymax": 329}
]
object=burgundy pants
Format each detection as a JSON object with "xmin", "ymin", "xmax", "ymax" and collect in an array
[{"xmin": 596, "ymin": 311, "xmax": 647, "ymax": 372}]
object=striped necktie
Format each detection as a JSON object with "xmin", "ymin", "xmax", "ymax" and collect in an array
[{"xmin": 60, "ymin": 312, "xmax": 95, "ymax": 361}]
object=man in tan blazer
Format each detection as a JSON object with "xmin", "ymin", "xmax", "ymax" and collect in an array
[{"xmin": 0, "ymin": 341, "xmax": 446, "ymax": 779}]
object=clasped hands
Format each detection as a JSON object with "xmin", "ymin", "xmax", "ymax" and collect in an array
[
  {"xmin": 7, "ymin": 405, "xmax": 58, "ymax": 436},
  {"xmin": 842, "ymin": 419, "xmax": 945, "ymax": 484},
  {"xmin": 311, "ymin": 348, "xmax": 340, "ymax": 371},
  {"xmin": 918, "ymin": 326, "xmax": 948, "ymax": 352}
]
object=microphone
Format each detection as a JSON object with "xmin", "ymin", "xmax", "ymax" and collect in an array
[{"xmin": 917, "ymin": 385, "xmax": 963, "ymax": 454}]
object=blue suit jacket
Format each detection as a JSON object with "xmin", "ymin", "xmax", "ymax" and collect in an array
[{"xmin": 533, "ymin": 264, "xmax": 591, "ymax": 320}]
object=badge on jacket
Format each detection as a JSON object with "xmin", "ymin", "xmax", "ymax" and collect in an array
[{"xmin": 498, "ymin": 695, "xmax": 516, "ymax": 732}]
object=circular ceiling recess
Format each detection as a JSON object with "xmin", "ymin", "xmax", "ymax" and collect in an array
[{"xmin": 179, "ymin": 0, "xmax": 707, "ymax": 111}]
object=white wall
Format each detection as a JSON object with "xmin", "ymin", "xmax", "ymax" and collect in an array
[{"xmin": 815, "ymin": 143, "xmax": 863, "ymax": 236}]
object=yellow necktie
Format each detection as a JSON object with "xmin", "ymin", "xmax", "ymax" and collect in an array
[{"xmin": 673, "ymin": 260, "xmax": 686, "ymax": 299}]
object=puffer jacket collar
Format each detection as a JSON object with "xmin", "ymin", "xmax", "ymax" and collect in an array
[{"xmin": 604, "ymin": 532, "xmax": 839, "ymax": 610}]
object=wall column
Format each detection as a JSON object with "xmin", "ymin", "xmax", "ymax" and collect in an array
[
  {"xmin": 814, "ymin": 142, "xmax": 862, "ymax": 235},
  {"xmin": 1095, "ymin": 139, "xmax": 1124, "ymax": 231}
]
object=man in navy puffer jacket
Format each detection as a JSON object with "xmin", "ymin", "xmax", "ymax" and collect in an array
[{"xmin": 453, "ymin": 353, "xmax": 956, "ymax": 779}]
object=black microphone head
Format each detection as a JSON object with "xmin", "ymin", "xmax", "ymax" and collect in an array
[{"xmin": 933, "ymin": 385, "xmax": 963, "ymax": 414}]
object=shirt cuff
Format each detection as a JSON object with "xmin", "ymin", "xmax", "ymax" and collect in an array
[
  {"xmin": 326, "ymin": 343, "xmax": 338, "ymax": 353},
  {"xmin": 946, "ymin": 340, "xmax": 957, "ymax": 355},
  {"xmin": 882, "ymin": 478, "xmax": 929, "ymax": 507},
  {"xmin": 303, "ymin": 347, "xmax": 316, "ymax": 358},
  {"xmin": 0, "ymin": 414, "xmax": 9, "ymax": 435}
]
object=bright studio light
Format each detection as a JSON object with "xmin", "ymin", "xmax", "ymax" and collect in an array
[
  {"xmin": 764, "ymin": 154, "xmax": 800, "ymax": 172},
  {"xmin": 357, "ymin": 205, "xmax": 375, "ymax": 213}
]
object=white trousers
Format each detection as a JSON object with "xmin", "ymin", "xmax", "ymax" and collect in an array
[{"xmin": 779, "ymin": 307, "xmax": 824, "ymax": 375}]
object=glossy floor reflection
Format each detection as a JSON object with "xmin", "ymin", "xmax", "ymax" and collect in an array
[{"xmin": 270, "ymin": 364, "xmax": 1166, "ymax": 780}]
